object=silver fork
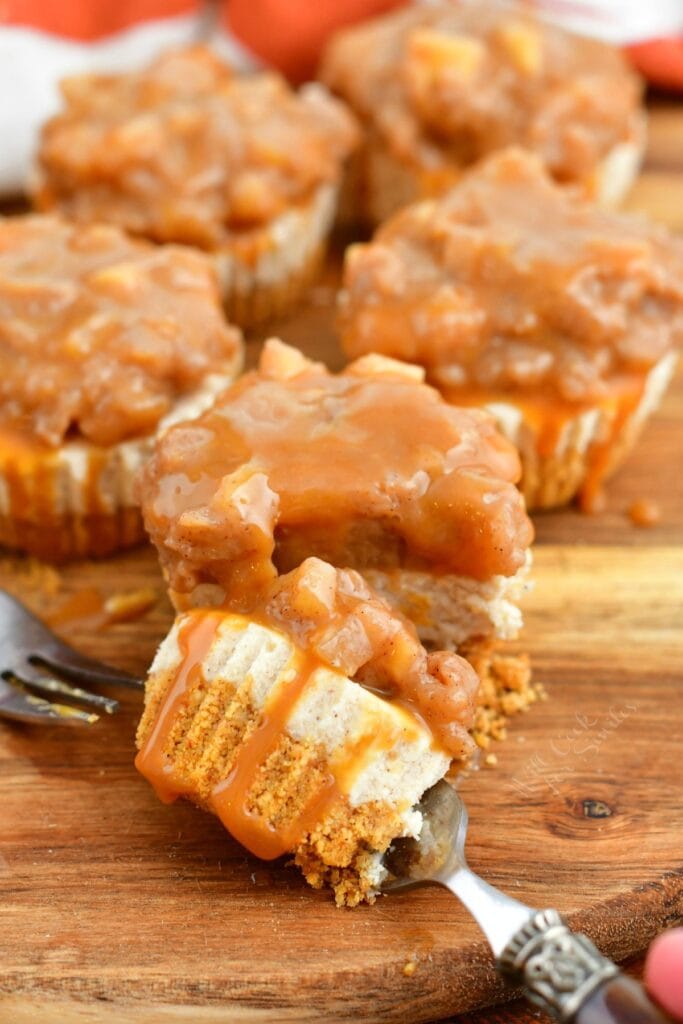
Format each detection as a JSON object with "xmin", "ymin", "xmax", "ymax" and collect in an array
[
  {"xmin": 0, "ymin": 588, "xmax": 142, "ymax": 725},
  {"xmin": 382, "ymin": 781, "xmax": 670, "ymax": 1024}
]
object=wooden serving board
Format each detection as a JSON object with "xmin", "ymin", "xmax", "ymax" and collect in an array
[{"xmin": 1, "ymin": 106, "xmax": 683, "ymax": 1024}]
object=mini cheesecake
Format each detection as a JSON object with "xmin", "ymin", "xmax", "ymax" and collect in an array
[
  {"xmin": 320, "ymin": 1, "xmax": 645, "ymax": 226},
  {"xmin": 33, "ymin": 46, "xmax": 358, "ymax": 328},
  {"xmin": 339, "ymin": 150, "xmax": 682, "ymax": 510},
  {"xmin": 136, "ymin": 558, "xmax": 479, "ymax": 905},
  {"xmin": 0, "ymin": 215, "xmax": 243, "ymax": 560},
  {"xmin": 139, "ymin": 338, "xmax": 533, "ymax": 653}
]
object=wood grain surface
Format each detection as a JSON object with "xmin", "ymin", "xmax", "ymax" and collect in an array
[{"xmin": 0, "ymin": 105, "xmax": 682, "ymax": 1024}]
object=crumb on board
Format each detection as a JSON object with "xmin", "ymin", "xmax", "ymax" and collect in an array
[
  {"xmin": 628, "ymin": 499, "xmax": 661, "ymax": 528},
  {"xmin": 104, "ymin": 587, "xmax": 158, "ymax": 623},
  {"xmin": 0, "ymin": 553, "xmax": 160, "ymax": 640},
  {"xmin": 46, "ymin": 585, "xmax": 158, "ymax": 630},
  {"xmin": 0, "ymin": 556, "xmax": 61, "ymax": 611},
  {"xmin": 402, "ymin": 959, "xmax": 418, "ymax": 977},
  {"xmin": 461, "ymin": 643, "xmax": 545, "ymax": 752}
]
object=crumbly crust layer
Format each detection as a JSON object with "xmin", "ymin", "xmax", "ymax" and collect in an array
[{"xmin": 463, "ymin": 641, "xmax": 541, "ymax": 751}]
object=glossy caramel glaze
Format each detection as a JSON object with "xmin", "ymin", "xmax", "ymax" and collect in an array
[
  {"xmin": 36, "ymin": 46, "xmax": 358, "ymax": 249},
  {"xmin": 136, "ymin": 611, "xmax": 223, "ymax": 804},
  {"xmin": 210, "ymin": 645, "xmax": 341, "ymax": 860},
  {"xmin": 0, "ymin": 216, "xmax": 241, "ymax": 447},
  {"xmin": 139, "ymin": 340, "xmax": 533, "ymax": 606},
  {"xmin": 340, "ymin": 149, "xmax": 683, "ymax": 406},
  {"xmin": 263, "ymin": 558, "xmax": 478, "ymax": 758},
  {"xmin": 321, "ymin": 2, "xmax": 642, "ymax": 188}
]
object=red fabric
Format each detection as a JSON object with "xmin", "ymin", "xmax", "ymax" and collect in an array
[
  {"xmin": 223, "ymin": 0, "xmax": 407, "ymax": 82},
  {"xmin": 627, "ymin": 38, "xmax": 683, "ymax": 91},
  {"xmin": 1, "ymin": 0, "xmax": 199, "ymax": 41}
]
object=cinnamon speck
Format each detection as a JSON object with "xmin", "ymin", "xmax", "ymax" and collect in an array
[{"xmin": 628, "ymin": 499, "xmax": 661, "ymax": 528}]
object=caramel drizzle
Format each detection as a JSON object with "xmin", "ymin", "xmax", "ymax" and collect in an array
[
  {"xmin": 578, "ymin": 380, "xmax": 645, "ymax": 514},
  {"xmin": 210, "ymin": 652, "xmax": 328, "ymax": 860},
  {"xmin": 137, "ymin": 613, "xmax": 406, "ymax": 861},
  {"xmin": 211, "ymin": 685, "xmax": 390, "ymax": 861},
  {"xmin": 0, "ymin": 427, "xmax": 50, "ymax": 521},
  {"xmin": 441, "ymin": 373, "xmax": 648, "ymax": 510},
  {"xmin": 135, "ymin": 611, "xmax": 222, "ymax": 803},
  {"xmin": 0, "ymin": 423, "xmax": 109, "ymax": 525}
]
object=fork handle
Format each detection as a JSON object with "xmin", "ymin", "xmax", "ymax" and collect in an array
[
  {"xmin": 574, "ymin": 974, "xmax": 672, "ymax": 1023},
  {"xmin": 497, "ymin": 909, "xmax": 672, "ymax": 1023}
]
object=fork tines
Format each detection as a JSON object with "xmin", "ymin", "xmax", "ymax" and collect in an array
[{"xmin": 0, "ymin": 588, "xmax": 142, "ymax": 727}]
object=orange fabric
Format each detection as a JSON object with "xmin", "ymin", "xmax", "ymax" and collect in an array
[
  {"xmin": 627, "ymin": 39, "xmax": 683, "ymax": 92},
  {"xmin": 224, "ymin": 0, "xmax": 408, "ymax": 81},
  {"xmin": 2, "ymin": 0, "xmax": 199, "ymax": 41},
  {"xmin": 3, "ymin": 0, "xmax": 682, "ymax": 93}
]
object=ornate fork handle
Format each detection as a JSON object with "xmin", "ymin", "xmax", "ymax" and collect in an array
[{"xmin": 498, "ymin": 909, "xmax": 672, "ymax": 1023}]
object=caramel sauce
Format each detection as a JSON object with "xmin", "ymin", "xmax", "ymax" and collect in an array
[
  {"xmin": 439, "ymin": 384, "xmax": 579, "ymax": 458},
  {"xmin": 210, "ymin": 621, "xmax": 408, "ymax": 858},
  {"xmin": 265, "ymin": 558, "xmax": 478, "ymax": 758},
  {"xmin": 36, "ymin": 47, "xmax": 358, "ymax": 248},
  {"xmin": 322, "ymin": 4, "xmax": 641, "ymax": 187},
  {"xmin": 578, "ymin": 381, "xmax": 645, "ymax": 514},
  {"xmin": 46, "ymin": 588, "xmax": 107, "ymax": 630},
  {"xmin": 0, "ymin": 216, "xmax": 241, "ymax": 448},
  {"xmin": 0, "ymin": 421, "xmax": 117, "ymax": 527},
  {"xmin": 340, "ymin": 149, "xmax": 683, "ymax": 410},
  {"xmin": 140, "ymin": 341, "xmax": 533, "ymax": 613},
  {"xmin": 84, "ymin": 446, "xmax": 107, "ymax": 519},
  {"xmin": 135, "ymin": 612, "xmax": 222, "ymax": 803},
  {"xmin": 211, "ymin": 652, "xmax": 335, "ymax": 860},
  {"xmin": 442, "ymin": 371, "xmax": 648, "ymax": 513},
  {"xmin": 138, "ymin": 612, "xmax": 406, "ymax": 861},
  {"xmin": 0, "ymin": 426, "xmax": 55, "ymax": 520}
]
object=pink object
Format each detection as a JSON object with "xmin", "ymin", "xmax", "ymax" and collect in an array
[{"xmin": 645, "ymin": 928, "xmax": 683, "ymax": 1020}]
